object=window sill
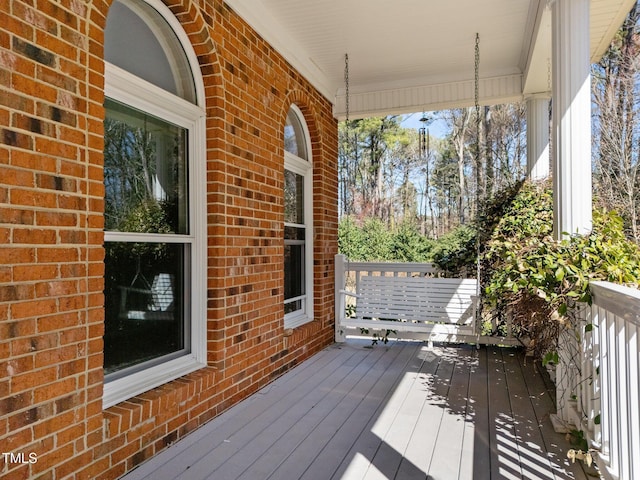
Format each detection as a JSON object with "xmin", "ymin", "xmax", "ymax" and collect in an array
[
  {"xmin": 102, "ymin": 355, "xmax": 206, "ymax": 409},
  {"xmin": 284, "ymin": 313, "xmax": 313, "ymax": 330}
]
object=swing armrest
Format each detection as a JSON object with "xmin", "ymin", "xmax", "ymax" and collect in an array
[
  {"xmin": 340, "ymin": 289, "xmax": 361, "ymax": 299},
  {"xmin": 118, "ymin": 285, "xmax": 174, "ymax": 321}
]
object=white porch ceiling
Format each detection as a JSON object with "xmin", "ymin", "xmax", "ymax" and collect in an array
[{"xmin": 224, "ymin": 0, "xmax": 634, "ymax": 119}]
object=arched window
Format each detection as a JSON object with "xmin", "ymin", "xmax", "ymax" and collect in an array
[
  {"xmin": 102, "ymin": 0, "xmax": 206, "ymax": 407},
  {"xmin": 284, "ymin": 105, "xmax": 313, "ymax": 328}
]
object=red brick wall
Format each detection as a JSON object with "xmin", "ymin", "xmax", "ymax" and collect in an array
[{"xmin": 0, "ymin": 0, "xmax": 338, "ymax": 478}]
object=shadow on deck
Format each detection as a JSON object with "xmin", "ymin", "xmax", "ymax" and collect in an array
[{"xmin": 121, "ymin": 339, "xmax": 590, "ymax": 480}]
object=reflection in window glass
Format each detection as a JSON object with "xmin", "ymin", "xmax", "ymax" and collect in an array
[
  {"xmin": 283, "ymin": 106, "xmax": 311, "ymax": 324},
  {"xmin": 284, "ymin": 223, "xmax": 305, "ymax": 315},
  {"xmin": 284, "ymin": 242, "xmax": 305, "ymax": 315},
  {"xmin": 284, "ymin": 168, "xmax": 306, "ymax": 315},
  {"xmin": 104, "ymin": 98, "xmax": 191, "ymax": 379},
  {"xmin": 104, "ymin": 0, "xmax": 196, "ymax": 103},
  {"xmin": 104, "ymin": 98, "xmax": 188, "ymax": 234},
  {"xmin": 103, "ymin": 242, "xmax": 189, "ymax": 377},
  {"xmin": 284, "ymin": 169, "xmax": 304, "ymax": 225},
  {"xmin": 284, "ymin": 109, "xmax": 308, "ymax": 160}
]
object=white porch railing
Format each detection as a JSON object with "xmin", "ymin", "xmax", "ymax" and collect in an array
[
  {"xmin": 334, "ymin": 254, "xmax": 518, "ymax": 346},
  {"xmin": 557, "ymin": 281, "xmax": 640, "ymax": 480}
]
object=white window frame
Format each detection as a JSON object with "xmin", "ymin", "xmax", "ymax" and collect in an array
[
  {"xmin": 284, "ymin": 105, "xmax": 313, "ymax": 329},
  {"xmin": 102, "ymin": 0, "xmax": 206, "ymax": 409}
]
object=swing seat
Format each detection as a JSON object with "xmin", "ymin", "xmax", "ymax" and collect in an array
[
  {"xmin": 118, "ymin": 273, "xmax": 175, "ymax": 321},
  {"xmin": 338, "ymin": 275, "xmax": 478, "ymax": 342}
]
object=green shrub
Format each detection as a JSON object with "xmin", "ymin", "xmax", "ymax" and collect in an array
[
  {"xmin": 390, "ymin": 221, "xmax": 433, "ymax": 262},
  {"xmin": 360, "ymin": 218, "xmax": 394, "ymax": 260},
  {"xmin": 338, "ymin": 216, "xmax": 368, "ymax": 260},
  {"xmin": 482, "ymin": 180, "xmax": 640, "ymax": 357},
  {"xmin": 430, "ymin": 225, "xmax": 477, "ymax": 277},
  {"xmin": 338, "ymin": 217, "xmax": 432, "ymax": 262}
]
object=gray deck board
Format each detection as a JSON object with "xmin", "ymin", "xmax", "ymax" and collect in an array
[
  {"xmin": 462, "ymin": 346, "xmax": 491, "ymax": 480},
  {"xmin": 487, "ymin": 347, "xmax": 522, "ymax": 479},
  {"xmin": 502, "ymin": 349, "xmax": 555, "ymax": 480},
  {"xmin": 515, "ymin": 355, "xmax": 589, "ymax": 480},
  {"xmin": 124, "ymin": 343, "xmax": 364, "ymax": 480},
  {"xmin": 360, "ymin": 349, "xmax": 437, "ymax": 480},
  {"xmin": 302, "ymin": 342, "xmax": 422, "ymax": 480},
  {"xmin": 189, "ymin": 346, "xmax": 383, "ymax": 480},
  {"xmin": 121, "ymin": 340, "xmax": 591, "ymax": 480},
  {"xmin": 390, "ymin": 348, "xmax": 443, "ymax": 480},
  {"xmin": 240, "ymin": 343, "xmax": 402, "ymax": 480}
]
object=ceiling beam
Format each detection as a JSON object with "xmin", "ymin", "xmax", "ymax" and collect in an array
[{"xmin": 333, "ymin": 73, "xmax": 523, "ymax": 120}]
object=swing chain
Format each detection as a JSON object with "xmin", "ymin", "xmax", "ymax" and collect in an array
[
  {"xmin": 474, "ymin": 33, "xmax": 483, "ymax": 317},
  {"xmin": 474, "ymin": 33, "xmax": 480, "ymax": 123},
  {"xmin": 344, "ymin": 53, "xmax": 350, "ymax": 124}
]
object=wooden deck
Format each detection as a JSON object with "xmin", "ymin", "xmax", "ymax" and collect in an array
[{"xmin": 122, "ymin": 340, "xmax": 590, "ymax": 480}]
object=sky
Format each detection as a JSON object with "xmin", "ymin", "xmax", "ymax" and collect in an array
[{"xmin": 400, "ymin": 112, "xmax": 449, "ymax": 138}]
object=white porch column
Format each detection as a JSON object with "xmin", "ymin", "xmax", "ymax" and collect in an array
[
  {"xmin": 552, "ymin": 0, "xmax": 592, "ymax": 240},
  {"xmin": 526, "ymin": 95, "xmax": 551, "ymax": 181}
]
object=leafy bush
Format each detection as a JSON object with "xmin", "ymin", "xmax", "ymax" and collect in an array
[
  {"xmin": 429, "ymin": 181, "xmax": 531, "ymax": 277},
  {"xmin": 430, "ymin": 225, "xmax": 477, "ymax": 277},
  {"xmin": 482, "ymin": 180, "xmax": 640, "ymax": 357},
  {"xmin": 338, "ymin": 217, "xmax": 392, "ymax": 260},
  {"xmin": 121, "ymin": 199, "xmax": 174, "ymax": 235},
  {"xmin": 338, "ymin": 216, "xmax": 432, "ymax": 262},
  {"xmin": 390, "ymin": 222, "xmax": 433, "ymax": 262},
  {"xmin": 337, "ymin": 216, "xmax": 368, "ymax": 260},
  {"xmin": 360, "ymin": 218, "xmax": 395, "ymax": 260}
]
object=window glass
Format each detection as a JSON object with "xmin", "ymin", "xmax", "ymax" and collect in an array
[
  {"xmin": 284, "ymin": 241, "xmax": 305, "ymax": 315},
  {"xmin": 284, "ymin": 168, "xmax": 306, "ymax": 315},
  {"xmin": 103, "ymin": 242, "xmax": 189, "ymax": 376},
  {"xmin": 104, "ymin": 0, "xmax": 196, "ymax": 103},
  {"xmin": 284, "ymin": 169, "xmax": 304, "ymax": 225},
  {"xmin": 283, "ymin": 105, "xmax": 312, "ymax": 324},
  {"xmin": 104, "ymin": 98, "xmax": 188, "ymax": 234},
  {"xmin": 284, "ymin": 109, "xmax": 308, "ymax": 160},
  {"xmin": 102, "ymin": 0, "xmax": 203, "ymax": 393},
  {"xmin": 103, "ymin": 98, "xmax": 191, "ymax": 380}
]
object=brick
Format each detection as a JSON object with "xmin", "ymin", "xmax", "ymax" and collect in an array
[
  {"xmin": 1, "ymin": 463, "xmax": 30, "ymax": 480},
  {"xmin": 0, "ymin": 208, "xmax": 35, "ymax": 226},
  {"xmin": 0, "ymin": 0, "xmax": 338, "ymax": 478},
  {"xmin": 8, "ymin": 402, "xmax": 53, "ymax": 431},
  {"xmin": 11, "ymin": 365, "xmax": 57, "ymax": 393},
  {"xmin": 55, "ymin": 422, "xmax": 85, "ymax": 448},
  {"xmin": 35, "ymin": 211, "xmax": 77, "ymax": 226},
  {"xmin": 0, "ymin": 165, "xmax": 35, "ymax": 187},
  {"xmin": 12, "ymin": 37, "xmax": 56, "ymax": 67},
  {"xmin": 12, "ymin": 264, "xmax": 59, "ymax": 282},
  {"xmin": 0, "ymin": 247, "xmax": 36, "ymax": 266},
  {"xmin": 11, "ymin": 189, "xmax": 57, "ymax": 209},
  {"xmin": 36, "ymin": 444, "xmax": 76, "ymax": 477},
  {"xmin": 2, "ymin": 129, "xmax": 34, "ymax": 150},
  {"xmin": 2, "ymin": 319, "xmax": 37, "ymax": 340},
  {"xmin": 34, "ymin": 344, "xmax": 78, "ymax": 369}
]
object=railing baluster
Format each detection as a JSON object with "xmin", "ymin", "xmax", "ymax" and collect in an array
[
  {"xmin": 616, "ymin": 314, "xmax": 628, "ymax": 480},
  {"xmin": 591, "ymin": 305, "xmax": 601, "ymax": 445},
  {"xmin": 335, "ymin": 254, "xmax": 346, "ymax": 342},
  {"xmin": 609, "ymin": 312, "xmax": 620, "ymax": 477},
  {"xmin": 589, "ymin": 283, "xmax": 640, "ymax": 480},
  {"xmin": 629, "ymin": 321, "xmax": 639, "ymax": 480},
  {"xmin": 600, "ymin": 305, "xmax": 612, "ymax": 464},
  {"xmin": 581, "ymin": 305, "xmax": 592, "ymax": 434}
]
